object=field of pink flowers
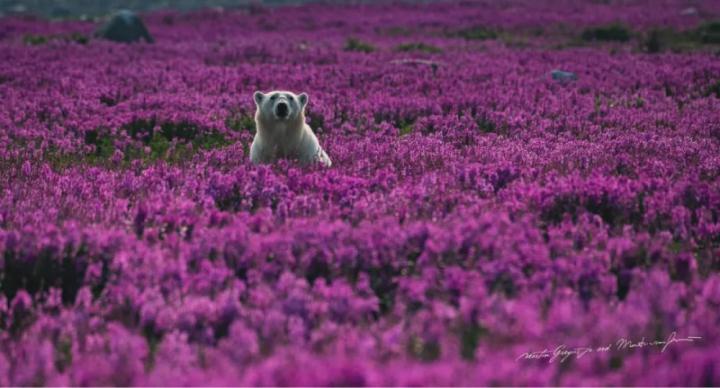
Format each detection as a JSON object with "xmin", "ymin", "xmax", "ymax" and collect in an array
[{"xmin": 1, "ymin": 0, "xmax": 720, "ymax": 385}]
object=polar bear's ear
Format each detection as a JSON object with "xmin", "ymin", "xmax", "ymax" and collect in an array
[
  {"xmin": 298, "ymin": 93, "xmax": 308, "ymax": 109},
  {"xmin": 253, "ymin": 91, "xmax": 265, "ymax": 106}
]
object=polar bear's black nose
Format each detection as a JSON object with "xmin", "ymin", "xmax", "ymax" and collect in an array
[{"xmin": 276, "ymin": 103, "xmax": 289, "ymax": 118}]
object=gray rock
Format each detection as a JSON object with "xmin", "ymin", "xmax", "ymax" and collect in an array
[
  {"xmin": 95, "ymin": 10, "xmax": 154, "ymax": 43},
  {"xmin": 680, "ymin": 7, "xmax": 698, "ymax": 16},
  {"xmin": 551, "ymin": 70, "xmax": 577, "ymax": 82},
  {"xmin": 9, "ymin": 4, "xmax": 27, "ymax": 13}
]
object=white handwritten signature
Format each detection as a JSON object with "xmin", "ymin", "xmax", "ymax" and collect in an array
[{"xmin": 517, "ymin": 332, "xmax": 702, "ymax": 363}]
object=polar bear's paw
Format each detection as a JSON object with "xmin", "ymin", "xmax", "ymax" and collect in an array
[{"xmin": 316, "ymin": 148, "xmax": 332, "ymax": 168}]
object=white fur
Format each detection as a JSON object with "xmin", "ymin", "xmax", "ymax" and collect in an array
[{"xmin": 249, "ymin": 90, "xmax": 331, "ymax": 167}]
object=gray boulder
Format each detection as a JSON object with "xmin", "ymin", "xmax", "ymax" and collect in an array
[
  {"xmin": 550, "ymin": 70, "xmax": 577, "ymax": 82},
  {"xmin": 96, "ymin": 10, "xmax": 154, "ymax": 43},
  {"xmin": 680, "ymin": 7, "xmax": 698, "ymax": 16}
]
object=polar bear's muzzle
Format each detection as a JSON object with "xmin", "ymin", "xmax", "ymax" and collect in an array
[{"xmin": 275, "ymin": 102, "xmax": 289, "ymax": 119}]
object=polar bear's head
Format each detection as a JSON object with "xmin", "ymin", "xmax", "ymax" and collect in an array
[{"xmin": 253, "ymin": 90, "xmax": 308, "ymax": 122}]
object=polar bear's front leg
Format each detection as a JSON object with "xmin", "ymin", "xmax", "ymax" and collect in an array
[
  {"xmin": 249, "ymin": 138, "xmax": 274, "ymax": 164},
  {"xmin": 296, "ymin": 128, "xmax": 331, "ymax": 167}
]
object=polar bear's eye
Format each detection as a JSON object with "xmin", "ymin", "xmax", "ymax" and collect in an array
[
  {"xmin": 287, "ymin": 95, "xmax": 294, "ymax": 101},
  {"xmin": 270, "ymin": 94, "xmax": 278, "ymax": 100}
]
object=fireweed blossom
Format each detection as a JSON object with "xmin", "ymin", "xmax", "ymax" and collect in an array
[{"xmin": 1, "ymin": 0, "xmax": 720, "ymax": 385}]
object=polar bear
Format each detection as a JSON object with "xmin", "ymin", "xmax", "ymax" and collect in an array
[{"xmin": 250, "ymin": 90, "xmax": 331, "ymax": 167}]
